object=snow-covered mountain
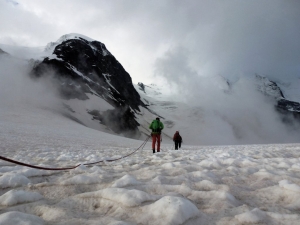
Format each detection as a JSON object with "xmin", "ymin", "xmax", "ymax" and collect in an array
[
  {"xmin": 1, "ymin": 33, "xmax": 300, "ymax": 145},
  {"xmin": 1, "ymin": 34, "xmax": 170, "ymax": 141},
  {"xmin": 29, "ymin": 34, "xmax": 146, "ymax": 138}
]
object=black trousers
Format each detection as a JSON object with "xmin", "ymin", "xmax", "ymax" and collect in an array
[{"xmin": 174, "ymin": 141, "xmax": 181, "ymax": 150}]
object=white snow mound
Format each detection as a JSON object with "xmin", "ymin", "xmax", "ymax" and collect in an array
[
  {"xmin": 77, "ymin": 188, "xmax": 158, "ymax": 207},
  {"xmin": 61, "ymin": 173, "xmax": 101, "ymax": 185},
  {"xmin": 112, "ymin": 174, "xmax": 142, "ymax": 188},
  {"xmin": 0, "ymin": 173, "xmax": 30, "ymax": 188},
  {"xmin": 0, "ymin": 190, "xmax": 43, "ymax": 206},
  {"xmin": 0, "ymin": 211, "xmax": 44, "ymax": 225},
  {"xmin": 279, "ymin": 180, "xmax": 300, "ymax": 192},
  {"xmin": 141, "ymin": 196, "xmax": 200, "ymax": 225},
  {"xmin": 235, "ymin": 208, "xmax": 267, "ymax": 223}
]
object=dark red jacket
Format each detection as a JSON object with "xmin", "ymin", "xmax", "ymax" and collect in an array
[{"xmin": 173, "ymin": 131, "xmax": 182, "ymax": 142}]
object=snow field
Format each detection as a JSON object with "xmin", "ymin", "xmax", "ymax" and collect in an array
[
  {"xmin": 1, "ymin": 99, "xmax": 300, "ymax": 224},
  {"xmin": 1, "ymin": 144, "xmax": 300, "ymax": 224}
]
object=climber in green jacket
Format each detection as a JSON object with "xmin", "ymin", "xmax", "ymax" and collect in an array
[{"xmin": 149, "ymin": 117, "xmax": 164, "ymax": 153}]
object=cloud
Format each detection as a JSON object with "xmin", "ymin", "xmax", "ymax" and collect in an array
[
  {"xmin": 149, "ymin": 1, "xmax": 300, "ymax": 144},
  {"xmin": 155, "ymin": 45, "xmax": 300, "ymax": 144},
  {"xmin": 154, "ymin": 1, "xmax": 300, "ymax": 80},
  {"xmin": 1, "ymin": 0, "xmax": 300, "ymax": 84},
  {"xmin": 0, "ymin": 54, "xmax": 62, "ymax": 114}
]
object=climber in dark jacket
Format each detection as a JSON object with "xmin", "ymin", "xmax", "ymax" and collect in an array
[
  {"xmin": 149, "ymin": 117, "xmax": 164, "ymax": 153},
  {"xmin": 173, "ymin": 131, "xmax": 182, "ymax": 150}
]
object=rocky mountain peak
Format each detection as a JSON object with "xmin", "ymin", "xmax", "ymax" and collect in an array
[
  {"xmin": 137, "ymin": 82, "xmax": 146, "ymax": 93},
  {"xmin": 31, "ymin": 34, "xmax": 146, "ymax": 137},
  {"xmin": 255, "ymin": 74, "xmax": 284, "ymax": 99}
]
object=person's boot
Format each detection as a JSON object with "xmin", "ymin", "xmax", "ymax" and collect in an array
[{"xmin": 153, "ymin": 149, "xmax": 155, "ymax": 154}]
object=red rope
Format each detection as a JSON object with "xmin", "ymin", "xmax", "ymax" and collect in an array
[
  {"xmin": 0, "ymin": 135, "xmax": 151, "ymax": 170},
  {"xmin": 0, "ymin": 156, "xmax": 81, "ymax": 170},
  {"xmin": 83, "ymin": 135, "xmax": 150, "ymax": 165}
]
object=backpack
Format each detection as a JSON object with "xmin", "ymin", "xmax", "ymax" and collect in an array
[
  {"xmin": 150, "ymin": 120, "xmax": 162, "ymax": 133},
  {"xmin": 151, "ymin": 120, "xmax": 160, "ymax": 130},
  {"xmin": 173, "ymin": 133, "xmax": 182, "ymax": 142}
]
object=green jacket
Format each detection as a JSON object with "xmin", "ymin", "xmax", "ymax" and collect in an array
[{"xmin": 149, "ymin": 119, "xmax": 164, "ymax": 134}]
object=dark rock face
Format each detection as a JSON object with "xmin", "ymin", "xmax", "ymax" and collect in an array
[
  {"xmin": 277, "ymin": 99, "xmax": 300, "ymax": 112},
  {"xmin": 255, "ymin": 74, "xmax": 300, "ymax": 120},
  {"xmin": 33, "ymin": 37, "xmax": 143, "ymax": 110},
  {"xmin": 138, "ymin": 82, "xmax": 146, "ymax": 93},
  {"xmin": 255, "ymin": 74, "xmax": 284, "ymax": 99},
  {"xmin": 277, "ymin": 99, "xmax": 300, "ymax": 121},
  {"xmin": 88, "ymin": 107, "xmax": 140, "ymax": 137},
  {"xmin": 31, "ymin": 35, "xmax": 145, "ymax": 137},
  {"xmin": 102, "ymin": 107, "xmax": 140, "ymax": 136},
  {"xmin": 276, "ymin": 99, "xmax": 300, "ymax": 126}
]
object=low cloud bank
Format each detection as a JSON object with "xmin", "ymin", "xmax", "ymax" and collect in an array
[
  {"xmin": 0, "ymin": 54, "xmax": 62, "ymax": 113},
  {"xmin": 155, "ymin": 48, "xmax": 300, "ymax": 145}
]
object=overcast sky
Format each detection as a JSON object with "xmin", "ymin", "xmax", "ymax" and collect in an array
[{"xmin": 1, "ymin": 0, "xmax": 300, "ymax": 85}]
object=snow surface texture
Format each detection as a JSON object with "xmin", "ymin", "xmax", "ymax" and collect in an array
[{"xmin": 1, "ymin": 99, "xmax": 300, "ymax": 224}]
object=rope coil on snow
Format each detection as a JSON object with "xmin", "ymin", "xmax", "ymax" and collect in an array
[{"xmin": 0, "ymin": 135, "xmax": 151, "ymax": 170}]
